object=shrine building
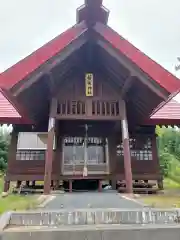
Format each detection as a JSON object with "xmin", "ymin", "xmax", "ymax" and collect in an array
[{"xmin": 0, "ymin": 0, "xmax": 180, "ymax": 194}]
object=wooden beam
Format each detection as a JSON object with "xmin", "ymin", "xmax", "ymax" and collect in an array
[
  {"xmin": 46, "ymin": 72, "xmax": 55, "ymax": 96},
  {"xmin": 97, "ymin": 40, "xmax": 168, "ymax": 100},
  {"xmin": 101, "ymin": 65, "xmax": 125, "ymax": 87},
  {"xmin": 120, "ymin": 75, "xmax": 134, "ymax": 99},
  {"xmin": 13, "ymin": 36, "xmax": 87, "ymax": 96}
]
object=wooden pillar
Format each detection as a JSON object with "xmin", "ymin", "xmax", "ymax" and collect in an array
[
  {"xmin": 111, "ymin": 180, "xmax": 117, "ymax": 190},
  {"xmin": 26, "ymin": 181, "xmax": 30, "ymax": 187},
  {"xmin": 51, "ymin": 180, "xmax": 54, "ymax": 187},
  {"xmin": 3, "ymin": 180, "xmax": 10, "ymax": 192},
  {"xmin": 69, "ymin": 180, "xmax": 73, "ymax": 193},
  {"xmin": 32, "ymin": 181, "xmax": 36, "ymax": 188},
  {"xmin": 3, "ymin": 128, "xmax": 18, "ymax": 192},
  {"xmin": 121, "ymin": 100, "xmax": 133, "ymax": 193},
  {"xmin": 43, "ymin": 117, "xmax": 55, "ymax": 194},
  {"xmin": 54, "ymin": 180, "xmax": 59, "ymax": 189},
  {"xmin": 98, "ymin": 180, "xmax": 102, "ymax": 192},
  {"xmin": 16, "ymin": 180, "xmax": 21, "ymax": 188}
]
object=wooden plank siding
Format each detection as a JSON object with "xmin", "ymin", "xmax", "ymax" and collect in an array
[
  {"xmin": 5, "ymin": 133, "xmax": 161, "ymax": 182},
  {"xmin": 51, "ymin": 74, "xmax": 123, "ymax": 120}
]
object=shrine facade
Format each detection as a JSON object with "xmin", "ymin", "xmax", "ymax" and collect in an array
[{"xmin": 1, "ymin": 0, "xmax": 180, "ymax": 194}]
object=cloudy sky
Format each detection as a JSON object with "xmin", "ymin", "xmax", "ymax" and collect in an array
[{"xmin": 0, "ymin": 0, "xmax": 180, "ymax": 77}]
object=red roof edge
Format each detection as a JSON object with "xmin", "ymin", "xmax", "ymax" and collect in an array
[
  {"xmin": 150, "ymin": 89, "xmax": 180, "ymax": 117},
  {"xmin": 0, "ymin": 21, "xmax": 87, "ymax": 90},
  {"xmin": 0, "ymin": 88, "xmax": 33, "ymax": 124},
  {"xmin": 94, "ymin": 22, "xmax": 180, "ymax": 94}
]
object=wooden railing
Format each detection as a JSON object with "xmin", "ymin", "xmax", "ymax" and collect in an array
[
  {"xmin": 92, "ymin": 100, "xmax": 120, "ymax": 117},
  {"xmin": 57, "ymin": 100, "xmax": 86, "ymax": 116},
  {"xmin": 56, "ymin": 99, "xmax": 121, "ymax": 120},
  {"xmin": 62, "ymin": 163, "xmax": 109, "ymax": 175}
]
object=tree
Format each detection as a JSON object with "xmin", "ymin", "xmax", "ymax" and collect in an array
[
  {"xmin": 156, "ymin": 125, "xmax": 180, "ymax": 180},
  {"xmin": 0, "ymin": 130, "xmax": 10, "ymax": 172}
]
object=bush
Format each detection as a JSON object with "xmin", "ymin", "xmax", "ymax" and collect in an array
[{"xmin": 0, "ymin": 132, "xmax": 9, "ymax": 171}]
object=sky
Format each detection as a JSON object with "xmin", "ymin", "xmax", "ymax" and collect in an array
[
  {"xmin": 0, "ymin": 0, "xmax": 180, "ymax": 78},
  {"xmin": 0, "ymin": 0, "xmax": 180, "ymax": 130}
]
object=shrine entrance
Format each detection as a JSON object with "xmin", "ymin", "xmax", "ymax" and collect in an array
[{"xmin": 61, "ymin": 123, "xmax": 110, "ymax": 191}]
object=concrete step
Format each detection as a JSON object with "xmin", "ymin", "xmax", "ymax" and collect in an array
[
  {"xmin": 2, "ymin": 224, "xmax": 180, "ymax": 240},
  {"xmin": 1, "ymin": 208, "xmax": 180, "ymax": 231}
]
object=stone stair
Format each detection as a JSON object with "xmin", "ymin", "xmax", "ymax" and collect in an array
[{"xmin": 1, "ymin": 209, "xmax": 180, "ymax": 240}]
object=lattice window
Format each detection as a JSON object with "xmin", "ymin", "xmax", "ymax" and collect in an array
[
  {"xmin": 63, "ymin": 137, "xmax": 106, "ymax": 164},
  {"xmin": 16, "ymin": 150, "xmax": 45, "ymax": 160},
  {"xmin": 116, "ymin": 137, "xmax": 153, "ymax": 160}
]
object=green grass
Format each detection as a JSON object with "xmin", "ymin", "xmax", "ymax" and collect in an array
[
  {"xmin": 164, "ymin": 178, "xmax": 180, "ymax": 189},
  {"xmin": 139, "ymin": 178, "xmax": 180, "ymax": 208},
  {"xmin": 0, "ymin": 195, "xmax": 38, "ymax": 214},
  {"xmin": 140, "ymin": 177, "xmax": 180, "ymax": 208},
  {"xmin": 141, "ymin": 195, "xmax": 180, "ymax": 208},
  {"xmin": 0, "ymin": 175, "xmax": 39, "ymax": 214}
]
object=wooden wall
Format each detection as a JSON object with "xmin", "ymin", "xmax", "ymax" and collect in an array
[
  {"xmin": 5, "ymin": 132, "xmax": 161, "ymax": 181},
  {"xmin": 4, "ymin": 75, "xmax": 161, "ymax": 182}
]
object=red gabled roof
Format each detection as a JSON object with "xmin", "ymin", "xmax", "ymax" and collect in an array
[
  {"xmin": 0, "ymin": 88, "xmax": 33, "ymax": 124},
  {"xmin": 0, "ymin": 0, "xmax": 180, "ymax": 124},
  {"xmin": 0, "ymin": 0, "xmax": 179, "ymax": 94},
  {"xmin": 151, "ymin": 92, "xmax": 180, "ymax": 120},
  {"xmin": 94, "ymin": 22, "xmax": 180, "ymax": 94},
  {"xmin": 0, "ymin": 22, "xmax": 87, "ymax": 90},
  {"xmin": 0, "ymin": 88, "xmax": 21, "ymax": 122}
]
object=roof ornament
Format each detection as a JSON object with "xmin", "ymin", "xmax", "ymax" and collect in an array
[{"xmin": 76, "ymin": 0, "xmax": 109, "ymax": 26}]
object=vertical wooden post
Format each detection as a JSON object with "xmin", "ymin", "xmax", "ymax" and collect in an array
[
  {"xmin": 121, "ymin": 100, "xmax": 133, "ymax": 193},
  {"xmin": 54, "ymin": 180, "xmax": 59, "ymax": 189},
  {"xmin": 3, "ymin": 128, "xmax": 18, "ymax": 192},
  {"xmin": 98, "ymin": 180, "xmax": 102, "ymax": 192},
  {"xmin": 111, "ymin": 180, "xmax": 117, "ymax": 190},
  {"xmin": 16, "ymin": 180, "xmax": 21, "ymax": 188},
  {"xmin": 3, "ymin": 180, "xmax": 10, "ymax": 192},
  {"xmin": 32, "ymin": 181, "xmax": 36, "ymax": 187},
  {"xmin": 69, "ymin": 180, "xmax": 73, "ymax": 193},
  {"xmin": 26, "ymin": 181, "xmax": 30, "ymax": 187},
  {"xmin": 44, "ymin": 117, "xmax": 55, "ymax": 194},
  {"xmin": 51, "ymin": 180, "xmax": 54, "ymax": 187}
]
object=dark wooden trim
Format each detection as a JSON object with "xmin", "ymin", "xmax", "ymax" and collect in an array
[
  {"xmin": 55, "ymin": 115, "xmax": 121, "ymax": 120},
  {"xmin": 5, "ymin": 173, "xmax": 162, "ymax": 181},
  {"xmin": 120, "ymin": 75, "xmax": 134, "ymax": 99},
  {"xmin": 94, "ymin": 22, "xmax": 180, "ymax": 94},
  {"xmin": 3, "ymin": 180, "xmax": 10, "ymax": 192},
  {"xmin": 13, "ymin": 33, "xmax": 88, "ymax": 96},
  {"xmin": 96, "ymin": 39, "xmax": 168, "ymax": 100},
  {"xmin": 50, "ymin": 98, "xmax": 57, "ymax": 117},
  {"xmin": 54, "ymin": 97, "xmax": 122, "ymax": 120},
  {"xmin": 144, "ymin": 118, "xmax": 180, "ymax": 126}
]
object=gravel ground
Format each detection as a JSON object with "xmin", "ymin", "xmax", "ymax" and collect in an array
[{"xmin": 44, "ymin": 191, "xmax": 143, "ymax": 209}]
